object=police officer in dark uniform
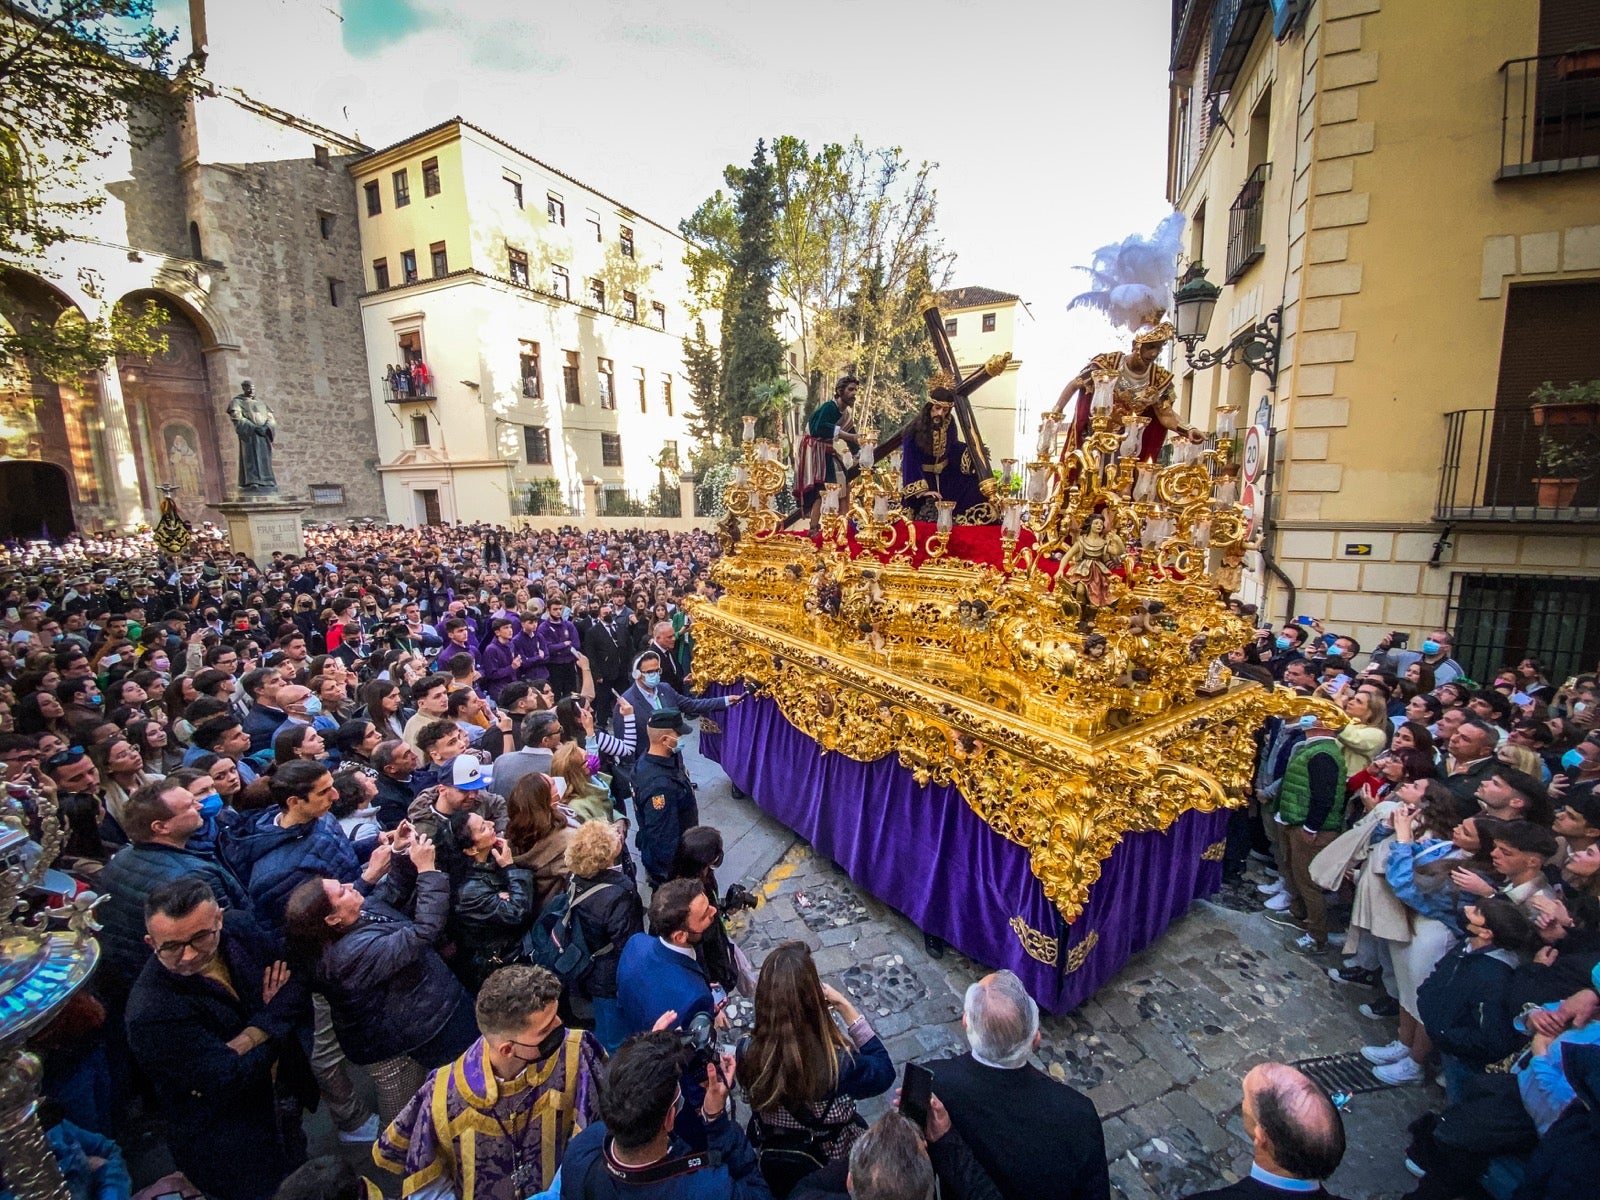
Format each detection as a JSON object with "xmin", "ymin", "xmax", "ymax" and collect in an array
[{"xmin": 631, "ymin": 708, "xmax": 697, "ymax": 887}]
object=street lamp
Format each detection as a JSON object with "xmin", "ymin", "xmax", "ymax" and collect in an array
[{"xmin": 1171, "ymin": 263, "xmax": 1283, "ymax": 390}]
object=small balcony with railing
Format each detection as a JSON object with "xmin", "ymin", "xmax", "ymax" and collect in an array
[
  {"xmin": 1225, "ymin": 163, "xmax": 1270, "ymax": 282},
  {"xmin": 1499, "ymin": 51, "xmax": 1600, "ymax": 179},
  {"xmin": 382, "ymin": 369, "xmax": 435, "ymax": 403},
  {"xmin": 1436, "ymin": 406, "xmax": 1600, "ymax": 522}
]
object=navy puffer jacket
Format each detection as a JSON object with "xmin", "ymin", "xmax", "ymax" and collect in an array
[
  {"xmin": 310, "ymin": 870, "xmax": 469, "ymax": 1064},
  {"xmin": 95, "ymin": 841, "xmax": 254, "ymax": 987},
  {"xmin": 223, "ymin": 808, "xmax": 360, "ymax": 933}
]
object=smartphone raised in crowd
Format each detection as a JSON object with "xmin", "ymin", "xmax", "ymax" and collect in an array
[
  {"xmin": 900, "ymin": 1061, "xmax": 934, "ymax": 1129},
  {"xmin": 1390, "ymin": 631, "xmax": 1410, "ymax": 648}
]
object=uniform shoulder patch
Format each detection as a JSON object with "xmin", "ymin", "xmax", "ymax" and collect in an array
[{"xmin": 650, "ymin": 793, "xmax": 666, "ymax": 810}]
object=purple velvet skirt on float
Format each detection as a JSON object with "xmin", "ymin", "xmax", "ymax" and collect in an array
[{"xmin": 700, "ymin": 691, "xmax": 1228, "ymax": 1013}]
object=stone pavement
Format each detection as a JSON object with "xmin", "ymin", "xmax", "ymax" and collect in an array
[{"xmin": 686, "ymin": 733, "xmax": 1433, "ymax": 1200}]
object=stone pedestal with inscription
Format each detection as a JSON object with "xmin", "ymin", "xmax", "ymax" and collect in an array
[{"xmin": 215, "ymin": 496, "xmax": 308, "ymax": 560}]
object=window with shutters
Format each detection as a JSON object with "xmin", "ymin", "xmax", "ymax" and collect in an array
[
  {"xmin": 523, "ymin": 425, "xmax": 551, "ymax": 464},
  {"xmin": 598, "ymin": 358, "xmax": 615, "ymax": 410},
  {"xmin": 430, "ymin": 242, "xmax": 448, "ymax": 277},
  {"xmin": 372, "ymin": 259, "xmax": 390, "ymax": 290},
  {"xmin": 422, "ymin": 157, "xmax": 440, "ymax": 197},
  {"xmin": 393, "ymin": 169, "xmax": 410, "ymax": 208},
  {"xmin": 364, "ymin": 181, "xmax": 381, "ymax": 215}
]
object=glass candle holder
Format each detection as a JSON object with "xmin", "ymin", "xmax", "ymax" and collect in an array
[
  {"xmin": 1214, "ymin": 404, "xmax": 1238, "ymax": 439},
  {"xmin": 820, "ymin": 484, "xmax": 841, "ymax": 515},
  {"xmin": 1025, "ymin": 462, "xmax": 1054, "ymax": 503},
  {"xmin": 1192, "ymin": 518, "xmax": 1212, "ymax": 550},
  {"xmin": 1001, "ymin": 499, "xmax": 1024, "ymax": 540},
  {"xmin": 888, "ymin": 448, "xmax": 902, "ymax": 476},
  {"xmin": 1132, "ymin": 463, "xmax": 1158, "ymax": 502},
  {"xmin": 1000, "ymin": 457, "xmax": 1017, "ymax": 491},
  {"xmin": 1091, "ymin": 376, "xmax": 1115, "ymax": 415},
  {"xmin": 1213, "ymin": 476, "xmax": 1238, "ymax": 506},
  {"xmin": 1037, "ymin": 414, "xmax": 1059, "ymax": 457},
  {"xmin": 859, "ymin": 439, "xmax": 876, "ymax": 470},
  {"xmin": 742, "ymin": 415, "xmax": 757, "ymax": 444},
  {"xmin": 935, "ymin": 500, "xmax": 956, "ymax": 534},
  {"xmin": 872, "ymin": 493, "xmax": 891, "ymax": 523},
  {"xmin": 734, "ymin": 465, "xmax": 749, "ymax": 485}
]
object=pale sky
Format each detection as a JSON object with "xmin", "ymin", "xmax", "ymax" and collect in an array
[{"xmin": 166, "ymin": 0, "xmax": 1179, "ymax": 419}]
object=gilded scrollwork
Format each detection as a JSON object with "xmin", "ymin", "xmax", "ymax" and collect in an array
[{"xmin": 698, "ymin": 412, "xmax": 1335, "ymax": 926}]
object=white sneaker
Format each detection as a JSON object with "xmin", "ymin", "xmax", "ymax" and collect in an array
[
  {"xmin": 1373, "ymin": 1057, "xmax": 1425, "ymax": 1086},
  {"xmin": 1361, "ymin": 1040, "xmax": 1410, "ymax": 1065},
  {"xmin": 1256, "ymin": 879, "xmax": 1287, "ymax": 896},
  {"xmin": 1265, "ymin": 891, "xmax": 1292, "ymax": 911},
  {"xmin": 338, "ymin": 1114, "xmax": 380, "ymax": 1143}
]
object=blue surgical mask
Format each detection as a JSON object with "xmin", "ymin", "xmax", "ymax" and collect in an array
[
  {"xmin": 303, "ymin": 695, "xmax": 323, "ymax": 716},
  {"xmin": 642, "ymin": 671, "xmax": 661, "ymax": 688},
  {"xmin": 1421, "ymin": 640, "xmax": 1441, "ymax": 655},
  {"xmin": 1562, "ymin": 748, "xmax": 1586, "ymax": 771},
  {"xmin": 1275, "ymin": 637, "xmax": 1293, "ymax": 651},
  {"xmin": 197, "ymin": 791, "xmax": 224, "ymax": 818},
  {"xmin": 1297, "ymin": 714, "xmax": 1317, "ymax": 730}
]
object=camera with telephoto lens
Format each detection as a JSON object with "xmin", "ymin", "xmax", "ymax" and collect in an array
[
  {"xmin": 720, "ymin": 883, "xmax": 759, "ymax": 914},
  {"xmin": 675, "ymin": 1011, "xmax": 719, "ymax": 1073}
]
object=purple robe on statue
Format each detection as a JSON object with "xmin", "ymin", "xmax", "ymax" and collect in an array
[
  {"xmin": 373, "ymin": 1031, "xmax": 603, "ymax": 1200},
  {"xmin": 900, "ymin": 423, "xmax": 990, "ymax": 521}
]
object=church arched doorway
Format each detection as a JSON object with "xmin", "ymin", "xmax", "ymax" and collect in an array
[{"xmin": 0, "ymin": 460, "xmax": 75, "ymax": 540}]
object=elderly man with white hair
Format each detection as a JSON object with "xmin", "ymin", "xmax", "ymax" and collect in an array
[{"xmin": 923, "ymin": 970, "xmax": 1109, "ymax": 1200}]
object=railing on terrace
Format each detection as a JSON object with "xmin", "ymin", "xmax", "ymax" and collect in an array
[
  {"xmin": 1437, "ymin": 407, "xmax": 1600, "ymax": 521},
  {"xmin": 1225, "ymin": 162, "xmax": 1270, "ymax": 282},
  {"xmin": 1499, "ymin": 52, "xmax": 1600, "ymax": 179}
]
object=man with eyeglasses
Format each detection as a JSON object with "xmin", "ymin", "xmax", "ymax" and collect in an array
[
  {"xmin": 126, "ymin": 875, "xmax": 311, "ymax": 1200},
  {"xmin": 375, "ymin": 965, "xmax": 605, "ymax": 1200}
]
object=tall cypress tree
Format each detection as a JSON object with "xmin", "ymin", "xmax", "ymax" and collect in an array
[{"xmin": 718, "ymin": 140, "xmax": 785, "ymax": 441}]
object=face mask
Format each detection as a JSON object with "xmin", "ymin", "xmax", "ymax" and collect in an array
[
  {"xmin": 197, "ymin": 791, "xmax": 224, "ymax": 818},
  {"xmin": 1421, "ymin": 640, "xmax": 1441, "ymax": 655},
  {"xmin": 642, "ymin": 671, "xmax": 661, "ymax": 688},
  {"xmin": 534, "ymin": 1024, "xmax": 566, "ymax": 1061},
  {"xmin": 1275, "ymin": 637, "xmax": 1292, "ymax": 651},
  {"xmin": 1297, "ymin": 714, "xmax": 1317, "ymax": 730},
  {"xmin": 1562, "ymin": 748, "xmax": 1586, "ymax": 771},
  {"xmin": 303, "ymin": 695, "xmax": 323, "ymax": 716}
]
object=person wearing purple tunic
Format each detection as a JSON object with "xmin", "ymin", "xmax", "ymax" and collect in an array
[
  {"xmin": 435, "ymin": 617, "xmax": 476, "ymax": 675},
  {"xmin": 513, "ymin": 611, "xmax": 550, "ymax": 683},
  {"xmin": 479, "ymin": 618, "xmax": 521, "ymax": 699},
  {"xmin": 374, "ymin": 965, "xmax": 603, "ymax": 1200},
  {"xmin": 536, "ymin": 600, "xmax": 581, "ymax": 698},
  {"xmin": 899, "ymin": 390, "xmax": 993, "ymax": 524}
]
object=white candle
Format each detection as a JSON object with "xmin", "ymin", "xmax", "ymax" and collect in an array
[
  {"xmin": 859, "ymin": 439, "xmax": 876, "ymax": 470},
  {"xmin": 872, "ymin": 493, "xmax": 891, "ymax": 522},
  {"xmin": 742, "ymin": 415, "xmax": 757, "ymax": 444},
  {"xmin": 821, "ymin": 484, "xmax": 841, "ymax": 515},
  {"xmin": 1133, "ymin": 464, "xmax": 1158, "ymax": 502}
]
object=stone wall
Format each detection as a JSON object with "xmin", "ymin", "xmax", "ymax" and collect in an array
[{"xmin": 181, "ymin": 114, "xmax": 385, "ymax": 518}]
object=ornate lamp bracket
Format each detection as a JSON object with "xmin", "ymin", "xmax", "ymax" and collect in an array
[{"xmin": 1179, "ymin": 308, "xmax": 1282, "ymax": 390}]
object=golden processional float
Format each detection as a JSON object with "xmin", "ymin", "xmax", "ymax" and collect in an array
[{"xmin": 689, "ymin": 223, "xmax": 1331, "ymax": 1008}]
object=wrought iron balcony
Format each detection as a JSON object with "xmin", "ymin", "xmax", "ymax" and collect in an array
[
  {"xmin": 1437, "ymin": 407, "xmax": 1600, "ymax": 522},
  {"xmin": 1499, "ymin": 52, "xmax": 1600, "ymax": 179},
  {"xmin": 383, "ymin": 376, "xmax": 435, "ymax": 403},
  {"xmin": 1225, "ymin": 162, "xmax": 1270, "ymax": 282},
  {"xmin": 1207, "ymin": 0, "xmax": 1270, "ymax": 97}
]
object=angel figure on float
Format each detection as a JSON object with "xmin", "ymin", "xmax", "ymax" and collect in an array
[{"xmin": 1061, "ymin": 513, "xmax": 1125, "ymax": 609}]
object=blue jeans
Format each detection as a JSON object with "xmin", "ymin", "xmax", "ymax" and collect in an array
[
  {"xmin": 1440, "ymin": 1053, "xmax": 1478, "ymax": 1105},
  {"xmin": 592, "ymin": 996, "xmax": 628, "ymax": 1054}
]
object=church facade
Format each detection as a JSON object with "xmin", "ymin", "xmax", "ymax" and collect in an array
[{"xmin": 0, "ymin": 1, "xmax": 385, "ymax": 540}]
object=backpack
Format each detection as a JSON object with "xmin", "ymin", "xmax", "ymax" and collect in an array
[
  {"xmin": 747, "ymin": 1098, "xmax": 866, "ymax": 1199},
  {"xmin": 515, "ymin": 879, "xmax": 614, "ymax": 988}
]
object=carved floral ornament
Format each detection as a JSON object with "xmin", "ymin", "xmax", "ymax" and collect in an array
[{"xmin": 693, "ymin": 409, "xmax": 1338, "ymax": 925}]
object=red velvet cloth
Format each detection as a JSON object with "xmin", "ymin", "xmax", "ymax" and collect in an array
[{"xmin": 782, "ymin": 522, "xmax": 1061, "ymax": 575}]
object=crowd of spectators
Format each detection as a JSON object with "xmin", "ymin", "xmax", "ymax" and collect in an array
[
  {"xmin": 11, "ymin": 516, "xmax": 1600, "ymax": 1199},
  {"xmin": 1224, "ymin": 606, "xmax": 1600, "ymax": 1198}
]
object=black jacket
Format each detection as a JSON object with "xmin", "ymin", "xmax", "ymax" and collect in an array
[
  {"xmin": 125, "ymin": 924, "xmax": 313, "ymax": 1200},
  {"xmin": 452, "ymin": 860, "xmax": 536, "ymax": 992},
  {"xmin": 373, "ymin": 769, "xmax": 419, "ymax": 830},
  {"xmin": 1185, "ymin": 1178, "xmax": 1343, "ymax": 1200},
  {"xmin": 581, "ymin": 620, "xmax": 628, "ymax": 685},
  {"xmin": 791, "ymin": 1123, "xmax": 1002, "ymax": 1200},
  {"xmin": 309, "ymin": 870, "xmax": 471, "ymax": 1064},
  {"xmin": 95, "ymin": 840, "xmax": 253, "ymax": 988},
  {"xmin": 568, "ymin": 868, "xmax": 644, "ymax": 999},
  {"xmin": 925, "ymin": 1053, "xmax": 1109, "ymax": 1200},
  {"xmin": 1416, "ymin": 944, "xmax": 1525, "ymax": 1067}
]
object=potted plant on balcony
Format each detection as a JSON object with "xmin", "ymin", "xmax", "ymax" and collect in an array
[
  {"xmin": 1532, "ymin": 432, "xmax": 1600, "ymax": 508},
  {"xmin": 1530, "ymin": 379, "xmax": 1600, "ymax": 427}
]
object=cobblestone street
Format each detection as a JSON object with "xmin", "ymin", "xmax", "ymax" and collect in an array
[{"xmin": 689, "ymin": 736, "xmax": 1431, "ymax": 1200}]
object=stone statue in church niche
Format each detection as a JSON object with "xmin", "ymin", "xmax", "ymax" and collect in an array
[{"xmin": 227, "ymin": 380, "xmax": 277, "ymax": 494}]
